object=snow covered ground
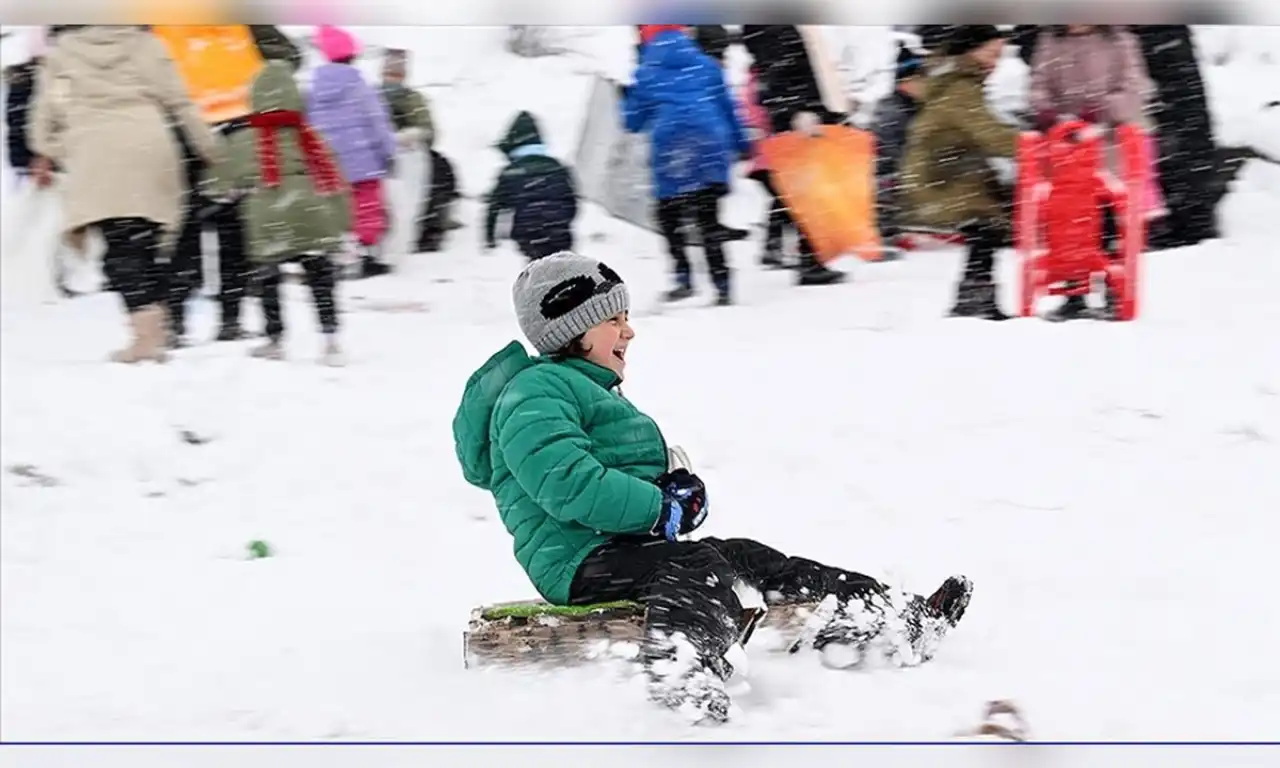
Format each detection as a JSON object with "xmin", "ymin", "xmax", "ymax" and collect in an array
[{"xmin": 2, "ymin": 26, "xmax": 1279, "ymax": 744}]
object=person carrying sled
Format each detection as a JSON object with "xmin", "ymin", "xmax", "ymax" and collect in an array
[
  {"xmin": 203, "ymin": 61, "xmax": 350, "ymax": 366},
  {"xmin": 900, "ymin": 25, "xmax": 1017, "ymax": 321},
  {"xmin": 1028, "ymin": 25, "xmax": 1155, "ymax": 321},
  {"xmin": 482, "ymin": 111, "xmax": 578, "ymax": 261},
  {"xmin": 740, "ymin": 24, "xmax": 849, "ymax": 286},
  {"xmin": 623, "ymin": 24, "xmax": 749, "ymax": 306},
  {"xmin": 307, "ymin": 25, "xmax": 397, "ymax": 278},
  {"xmin": 452, "ymin": 250, "xmax": 973, "ymax": 723}
]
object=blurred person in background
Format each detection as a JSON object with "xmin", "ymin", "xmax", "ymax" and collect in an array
[
  {"xmin": 152, "ymin": 23, "xmax": 301, "ymax": 345},
  {"xmin": 1129, "ymin": 25, "xmax": 1219, "ymax": 249},
  {"xmin": 870, "ymin": 42, "xmax": 927, "ymax": 258},
  {"xmin": 483, "ymin": 111, "xmax": 578, "ymax": 262},
  {"xmin": 1028, "ymin": 24, "xmax": 1154, "ymax": 320},
  {"xmin": 379, "ymin": 48, "xmax": 462, "ymax": 253},
  {"xmin": 29, "ymin": 25, "xmax": 221, "ymax": 361},
  {"xmin": 308, "ymin": 25, "xmax": 398, "ymax": 278},
  {"xmin": 204, "ymin": 61, "xmax": 350, "ymax": 367},
  {"xmin": 740, "ymin": 24, "xmax": 846, "ymax": 286},
  {"xmin": 1017, "ymin": 23, "xmax": 1220, "ymax": 250},
  {"xmin": 688, "ymin": 24, "xmax": 750, "ymax": 244},
  {"xmin": 624, "ymin": 25, "xmax": 748, "ymax": 306},
  {"xmin": 900, "ymin": 25, "xmax": 1016, "ymax": 321},
  {"xmin": 4, "ymin": 29, "xmax": 46, "ymax": 186}
]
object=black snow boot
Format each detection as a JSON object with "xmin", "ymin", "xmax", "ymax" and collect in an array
[
  {"xmin": 806, "ymin": 575, "xmax": 974, "ymax": 668},
  {"xmin": 214, "ymin": 321, "xmax": 245, "ymax": 342},
  {"xmin": 949, "ymin": 280, "xmax": 1010, "ymax": 321},
  {"xmin": 1045, "ymin": 293, "xmax": 1089, "ymax": 322},
  {"xmin": 664, "ymin": 270, "xmax": 695, "ymax": 302},
  {"xmin": 641, "ymin": 637, "xmax": 734, "ymax": 724},
  {"xmin": 361, "ymin": 252, "xmax": 392, "ymax": 278},
  {"xmin": 760, "ymin": 209, "xmax": 788, "ymax": 268},
  {"xmin": 796, "ymin": 250, "xmax": 846, "ymax": 286},
  {"xmin": 712, "ymin": 273, "xmax": 731, "ymax": 306}
]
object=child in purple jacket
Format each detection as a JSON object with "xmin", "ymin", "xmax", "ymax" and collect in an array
[{"xmin": 307, "ymin": 25, "xmax": 398, "ymax": 277}]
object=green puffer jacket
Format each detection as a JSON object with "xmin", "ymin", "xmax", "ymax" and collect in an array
[
  {"xmin": 452, "ymin": 341, "xmax": 668, "ymax": 604},
  {"xmin": 204, "ymin": 61, "xmax": 351, "ymax": 264}
]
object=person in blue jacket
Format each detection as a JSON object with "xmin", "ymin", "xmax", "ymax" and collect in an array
[{"xmin": 623, "ymin": 24, "xmax": 749, "ymax": 306}]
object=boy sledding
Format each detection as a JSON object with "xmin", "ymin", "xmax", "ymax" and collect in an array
[{"xmin": 452, "ymin": 250, "xmax": 973, "ymax": 723}]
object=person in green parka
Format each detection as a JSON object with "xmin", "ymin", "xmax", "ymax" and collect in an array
[
  {"xmin": 452, "ymin": 250, "xmax": 974, "ymax": 723},
  {"xmin": 900, "ymin": 26, "xmax": 1018, "ymax": 321},
  {"xmin": 204, "ymin": 60, "xmax": 351, "ymax": 366}
]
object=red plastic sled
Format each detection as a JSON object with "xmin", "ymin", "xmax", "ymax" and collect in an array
[{"xmin": 1015, "ymin": 121, "xmax": 1148, "ymax": 321}]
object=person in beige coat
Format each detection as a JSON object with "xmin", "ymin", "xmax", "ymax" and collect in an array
[{"xmin": 29, "ymin": 25, "xmax": 221, "ymax": 363}]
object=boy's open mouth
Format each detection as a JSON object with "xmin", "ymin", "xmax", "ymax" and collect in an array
[{"xmin": 612, "ymin": 348, "xmax": 626, "ymax": 362}]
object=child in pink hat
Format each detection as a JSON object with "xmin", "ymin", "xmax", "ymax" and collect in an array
[{"xmin": 307, "ymin": 25, "xmax": 398, "ymax": 276}]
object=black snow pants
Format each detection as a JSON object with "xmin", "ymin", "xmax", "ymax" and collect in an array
[
  {"xmin": 655, "ymin": 187, "xmax": 730, "ymax": 295},
  {"xmin": 254, "ymin": 253, "xmax": 339, "ymax": 340},
  {"xmin": 98, "ymin": 217, "xmax": 165, "ymax": 312},
  {"xmin": 168, "ymin": 121, "xmax": 250, "ymax": 334},
  {"xmin": 568, "ymin": 536, "xmax": 889, "ymax": 665}
]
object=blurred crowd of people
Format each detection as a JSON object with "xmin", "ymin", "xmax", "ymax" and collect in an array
[{"xmin": 2, "ymin": 23, "xmax": 1228, "ymax": 364}]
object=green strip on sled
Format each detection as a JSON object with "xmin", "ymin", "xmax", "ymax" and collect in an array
[{"xmin": 463, "ymin": 598, "xmax": 823, "ymax": 669}]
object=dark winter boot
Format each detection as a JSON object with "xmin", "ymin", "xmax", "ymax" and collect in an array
[
  {"xmin": 949, "ymin": 280, "xmax": 1010, "ymax": 321},
  {"xmin": 664, "ymin": 270, "xmax": 695, "ymax": 302},
  {"xmin": 760, "ymin": 249, "xmax": 785, "ymax": 269},
  {"xmin": 805, "ymin": 575, "xmax": 973, "ymax": 669},
  {"xmin": 214, "ymin": 320, "xmax": 245, "ymax": 342},
  {"xmin": 712, "ymin": 273, "xmax": 732, "ymax": 306},
  {"xmin": 641, "ymin": 634, "xmax": 734, "ymax": 724},
  {"xmin": 796, "ymin": 257, "xmax": 847, "ymax": 286},
  {"xmin": 760, "ymin": 209, "xmax": 788, "ymax": 268},
  {"xmin": 361, "ymin": 252, "xmax": 392, "ymax": 278},
  {"xmin": 1045, "ymin": 293, "xmax": 1089, "ymax": 322},
  {"xmin": 795, "ymin": 236, "xmax": 846, "ymax": 285}
]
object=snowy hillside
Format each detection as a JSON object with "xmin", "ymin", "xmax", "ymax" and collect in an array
[{"xmin": 2, "ymin": 26, "xmax": 1279, "ymax": 744}]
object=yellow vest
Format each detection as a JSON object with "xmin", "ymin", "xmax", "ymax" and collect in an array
[{"xmin": 152, "ymin": 25, "xmax": 265, "ymax": 124}]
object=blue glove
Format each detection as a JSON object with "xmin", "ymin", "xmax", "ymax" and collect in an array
[{"xmin": 651, "ymin": 469, "xmax": 708, "ymax": 541}]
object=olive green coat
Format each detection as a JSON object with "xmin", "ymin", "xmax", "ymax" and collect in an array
[
  {"xmin": 899, "ymin": 56, "xmax": 1020, "ymax": 230},
  {"xmin": 204, "ymin": 61, "xmax": 351, "ymax": 264}
]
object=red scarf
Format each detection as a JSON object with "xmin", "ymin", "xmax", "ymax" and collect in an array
[{"xmin": 246, "ymin": 110, "xmax": 344, "ymax": 195}]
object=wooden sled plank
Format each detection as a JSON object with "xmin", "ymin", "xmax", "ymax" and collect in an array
[{"xmin": 463, "ymin": 599, "xmax": 822, "ymax": 669}]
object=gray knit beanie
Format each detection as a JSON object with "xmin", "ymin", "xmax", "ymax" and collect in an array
[{"xmin": 513, "ymin": 251, "xmax": 631, "ymax": 355}]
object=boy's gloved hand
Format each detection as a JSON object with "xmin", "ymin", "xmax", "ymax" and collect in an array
[{"xmin": 651, "ymin": 468, "xmax": 708, "ymax": 541}]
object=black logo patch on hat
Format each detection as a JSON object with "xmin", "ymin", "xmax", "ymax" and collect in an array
[{"xmin": 540, "ymin": 263, "xmax": 623, "ymax": 320}]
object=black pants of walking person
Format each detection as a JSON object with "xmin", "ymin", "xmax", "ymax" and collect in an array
[
  {"xmin": 169, "ymin": 198, "xmax": 249, "ymax": 339},
  {"xmin": 167, "ymin": 126, "xmax": 250, "ymax": 341},
  {"xmin": 950, "ymin": 219, "xmax": 1010, "ymax": 320},
  {"xmin": 655, "ymin": 186, "xmax": 730, "ymax": 302},
  {"xmin": 569, "ymin": 535, "xmax": 892, "ymax": 668},
  {"xmin": 98, "ymin": 218, "xmax": 165, "ymax": 311},
  {"xmin": 254, "ymin": 253, "xmax": 339, "ymax": 341},
  {"xmin": 415, "ymin": 149, "xmax": 460, "ymax": 253}
]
